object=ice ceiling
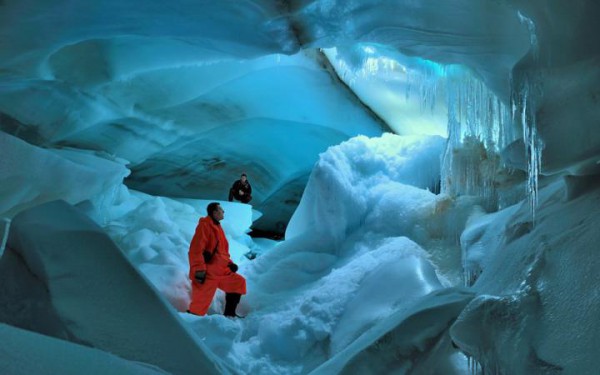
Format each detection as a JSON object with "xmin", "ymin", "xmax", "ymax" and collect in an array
[{"xmin": 1, "ymin": 0, "xmax": 599, "ymax": 231}]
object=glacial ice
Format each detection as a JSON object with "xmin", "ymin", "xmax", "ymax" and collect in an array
[{"xmin": 0, "ymin": 0, "xmax": 599, "ymax": 374}]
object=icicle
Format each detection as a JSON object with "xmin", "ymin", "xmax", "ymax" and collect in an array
[
  {"xmin": 468, "ymin": 355, "xmax": 472, "ymax": 375},
  {"xmin": 521, "ymin": 13, "xmax": 542, "ymax": 221},
  {"xmin": 517, "ymin": 11, "xmax": 539, "ymax": 61},
  {"xmin": 441, "ymin": 67, "xmax": 512, "ymax": 212},
  {"xmin": 386, "ymin": 55, "xmax": 516, "ymax": 213},
  {"xmin": 514, "ymin": 10, "xmax": 543, "ymax": 222},
  {"xmin": 0, "ymin": 218, "xmax": 11, "ymax": 256},
  {"xmin": 517, "ymin": 81, "xmax": 538, "ymax": 221},
  {"xmin": 467, "ymin": 355, "xmax": 484, "ymax": 375}
]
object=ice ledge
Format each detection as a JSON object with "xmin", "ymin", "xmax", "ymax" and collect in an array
[{"xmin": 4, "ymin": 200, "xmax": 228, "ymax": 375}]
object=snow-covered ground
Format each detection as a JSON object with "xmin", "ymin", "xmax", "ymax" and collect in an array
[{"xmin": 1, "ymin": 133, "xmax": 599, "ymax": 374}]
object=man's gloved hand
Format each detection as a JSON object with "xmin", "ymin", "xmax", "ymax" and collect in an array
[
  {"xmin": 228, "ymin": 263, "xmax": 238, "ymax": 273},
  {"xmin": 194, "ymin": 270, "xmax": 207, "ymax": 284}
]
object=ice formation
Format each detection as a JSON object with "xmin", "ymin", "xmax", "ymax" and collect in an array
[{"xmin": 0, "ymin": 0, "xmax": 599, "ymax": 374}]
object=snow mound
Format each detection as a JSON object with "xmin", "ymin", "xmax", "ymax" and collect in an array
[
  {"xmin": 194, "ymin": 134, "xmax": 480, "ymax": 374},
  {"xmin": 286, "ymin": 133, "xmax": 446, "ymax": 244}
]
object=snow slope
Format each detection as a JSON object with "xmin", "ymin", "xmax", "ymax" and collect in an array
[{"xmin": 178, "ymin": 134, "xmax": 482, "ymax": 374}]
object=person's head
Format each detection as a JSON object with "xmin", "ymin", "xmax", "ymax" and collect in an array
[
  {"xmin": 206, "ymin": 202, "xmax": 224, "ymax": 222},
  {"xmin": 240, "ymin": 173, "xmax": 247, "ymax": 183}
]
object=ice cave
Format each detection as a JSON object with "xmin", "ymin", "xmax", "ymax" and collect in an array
[{"xmin": 1, "ymin": 1, "xmax": 599, "ymax": 374}]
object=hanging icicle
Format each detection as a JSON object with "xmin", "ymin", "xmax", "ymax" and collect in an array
[
  {"xmin": 514, "ymin": 11, "xmax": 544, "ymax": 222},
  {"xmin": 440, "ymin": 67, "xmax": 513, "ymax": 212},
  {"xmin": 0, "ymin": 218, "xmax": 11, "ymax": 256}
]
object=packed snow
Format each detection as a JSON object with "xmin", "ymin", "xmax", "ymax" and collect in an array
[
  {"xmin": 1, "ymin": 133, "xmax": 484, "ymax": 374},
  {"xmin": 80, "ymin": 188, "xmax": 259, "ymax": 312},
  {"xmin": 1, "ymin": 126, "xmax": 599, "ymax": 374}
]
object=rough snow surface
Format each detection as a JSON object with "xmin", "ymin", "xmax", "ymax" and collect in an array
[
  {"xmin": 52, "ymin": 134, "xmax": 476, "ymax": 374},
  {"xmin": 83, "ymin": 133, "xmax": 480, "ymax": 374},
  {"xmin": 80, "ymin": 187, "xmax": 257, "ymax": 312},
  {"xmin": 1, "ymin": 131, "xmax": 597, "ymax": 374},
  {"xmin": 286, "ymin": 133, "xmax": 446, "ymax": 243},
  {"xmin": 175, "ymin": 134, "xmax": 480, "ymax": 374}
]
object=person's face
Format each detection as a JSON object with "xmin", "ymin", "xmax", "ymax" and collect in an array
[
  {"xmin": 212, "ymin": 205, "xmax": 225, "ymax": 221},
  {"xmin": 241, "ymin": 175, "xmax": 247, "ymax": 183}
]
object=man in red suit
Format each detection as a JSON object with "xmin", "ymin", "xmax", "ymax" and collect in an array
[{"xmin": 187, "ymin": 202, "xmax": 246, "ymax": 317}]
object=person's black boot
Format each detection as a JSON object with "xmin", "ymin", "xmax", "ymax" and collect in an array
[{"xmin": 224, "ymin": 293, "xmax": 241, "ymax": 317}]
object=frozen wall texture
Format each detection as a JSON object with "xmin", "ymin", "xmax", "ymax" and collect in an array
[
  {"xmin": 453, "ymin": 176, "xmax": 600, "ymax": 373},
  {"xmin": 1, "ymin": 0, "xmax": 598, "ymax": 228},
  {"xmin": 0, "ymin": 1, "xmax": 599, "ymax": 373}
]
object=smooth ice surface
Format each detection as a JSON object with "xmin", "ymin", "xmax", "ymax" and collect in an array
[
  {"xmin": 291, "ymin": 0, "xmax": 531, "ymax": 99},
  {"xmin": 0, "ymin": 36, "xmax": 385, "ymax": 231},
  {"xmin": 0, "ymin": 323, "xmax": 169, "ymax": 375},
  {"xmin": 0, "ymin": 131, "xmax": 129, "ymax": 218},
  {"xmin": 312, "ymin": 288, "xmax": 475, "ymax": 375},
  {"xmin": 3, "ymin": 200, "xmax": 226, "ymax": 375}
]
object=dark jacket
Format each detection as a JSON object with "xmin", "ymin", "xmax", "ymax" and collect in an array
[{"xmin": 229, "ymin": 179, "xmax": 252, "ymax": 202}]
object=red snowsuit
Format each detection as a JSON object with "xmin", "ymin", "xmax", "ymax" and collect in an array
[{"xmin": 188, "ymin": 216, "xmax": 246, "ymax": 315}]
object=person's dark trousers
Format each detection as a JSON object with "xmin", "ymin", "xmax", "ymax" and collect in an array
[
  {"xmin": 224, "ymin": 293, "xmax": 241, "ymax": 317},
  {"xmin": 229, "ymin": 190, "xmax": 252, "ymax": 203}
]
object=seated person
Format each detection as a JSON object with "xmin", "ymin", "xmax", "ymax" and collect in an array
[{"xmin": 228, "ymin": 173, "xmax": 252, "ymax": 203}]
